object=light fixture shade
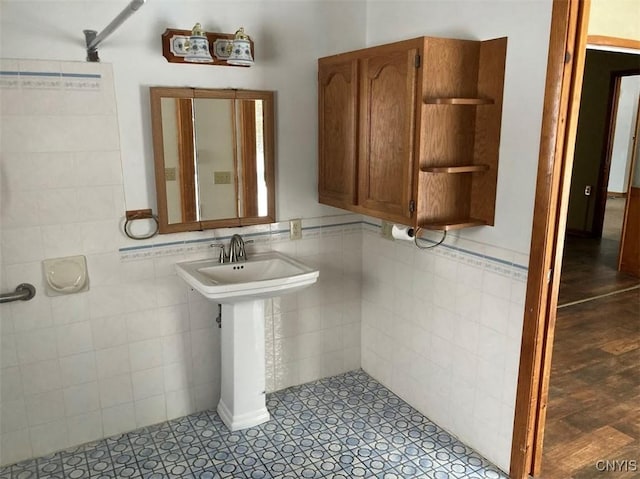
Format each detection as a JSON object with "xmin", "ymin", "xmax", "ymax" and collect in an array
[
  {"xmin": 185, "ymin": 23, "xmax": 213, "ymax": 63},
  {"xmin": 227, "ymin": 28, "xmax": 254, "ymax": 66}
]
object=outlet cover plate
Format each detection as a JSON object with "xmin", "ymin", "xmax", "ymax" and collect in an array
[{"xmin": 214, "ymin": 171, "xmax": 232, "ymax": 185}]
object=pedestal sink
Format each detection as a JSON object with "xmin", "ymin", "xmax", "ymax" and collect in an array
[{"xmin": 176, "ymin": 251, "xmax": 319, "ymax": 431}]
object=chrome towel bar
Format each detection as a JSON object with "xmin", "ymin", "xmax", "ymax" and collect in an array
[{"xmin": 0, "ymin": 283, "xmax": 36, "ymax": 304}]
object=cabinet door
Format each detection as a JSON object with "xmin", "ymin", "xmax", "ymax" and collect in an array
[
  {"xmin": 359, "ymin": 46, "xmax": 418, "ymax": 221},
  {"xmin": 318, "ymin": 57, "xmax": 358, "ymax": 209}
]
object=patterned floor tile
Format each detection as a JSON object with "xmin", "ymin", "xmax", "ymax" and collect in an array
[{"xmin": 0, "ymin": 370, "xmax": 509, "ymax": 478}]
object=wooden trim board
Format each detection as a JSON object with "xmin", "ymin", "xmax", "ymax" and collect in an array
[{"xmin": 509, "ymin": 0, "xmax": 590, "ymax": 477}]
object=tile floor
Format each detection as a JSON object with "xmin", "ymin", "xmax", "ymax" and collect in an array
[{"xmin": 0, "ymin": 370, "xmax": 508, "ymax": 479}]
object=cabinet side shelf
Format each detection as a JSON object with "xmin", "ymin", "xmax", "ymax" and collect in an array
[
  {"xmin": 421, "ymin": 164, "xmax": 489, "ymax": 174},
  {"xmin": 420, "ymin": 218, "xmax": 488, "ymax": 231},
  {"xmin": 424, "ymin": 97, "xmax": 494, "ymax": 105}
]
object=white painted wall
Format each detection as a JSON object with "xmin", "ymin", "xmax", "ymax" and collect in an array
[
  {"xmin": 366, "ymin": 0, "xmax": 552, "ymax": 255},
  {"xmin": 589, "ymin": 0, "xmax": 640, "ymax": 40},
  {"xmin": 608, "ymin": 75, "xmax": 640, "ymax": 193},
  {"xmin": 0, "ymin": 0, "xmax": 560, "ymax": 473},
  {"xmin": 0, "ymin": 0, "xmax": 367, "ymax": 223},
  {"xmin": 0, "ymin": 0, "xmax": 367, "ymax": 466},
  {"xmin": 361, "ymin": 0, "xmax": 553, "ymax": 471}
]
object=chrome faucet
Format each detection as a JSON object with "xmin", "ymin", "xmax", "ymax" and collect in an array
[
  {"xmin": 210, "ymin": 234, "xmax": 250, "ymax": 263},
  {"xmin": 229, "ymin": 234, "xmax": 246, "ymax": 262}
]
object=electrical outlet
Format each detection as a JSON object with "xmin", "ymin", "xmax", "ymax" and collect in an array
[
  {"xmin": 380, "ymin": 221, "xmax": 394, "ymax": 240},
  {"xmin": 165, "ymin": 167, "xmax": 176, "ymax": 181},
  {"xmin": 214, "ymin": 171, "xmax": 232, "ymax": 185},
  {"xmin": 290, "ymin": 219, "xmax": 302, "ymax": 240},
  {"xmin": 584, "ymin": 185, "xmax": 592, "ymax": 196}
]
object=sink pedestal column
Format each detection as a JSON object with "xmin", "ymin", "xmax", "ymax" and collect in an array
[{"xmin": 217, "ymin": 300, "xmax": 270, "ymax": 431}]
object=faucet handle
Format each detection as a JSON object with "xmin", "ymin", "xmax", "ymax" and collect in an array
[{"xmin": 210, "ymin": 243, "xmax": 228, "ymax": 263}]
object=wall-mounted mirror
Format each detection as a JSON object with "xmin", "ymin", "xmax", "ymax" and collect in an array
[{"xmin": 150, "ymin": 87, "xmax": 275, "ymax": 233}]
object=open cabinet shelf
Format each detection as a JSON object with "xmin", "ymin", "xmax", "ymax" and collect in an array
[
  {"xmin": 423, "ymin": 97, "xmax": 495, "ymax": 105},
  {"xmin": 420, "ymin": 218, "xmax": 488, "ymax": 231},
  {"xmin": 318, "ymin": 35, "xmax": 507, "ymax": 231},
  {"xmin": 421, "ymin": 164, "xmax": 489, "ymax": 174}
]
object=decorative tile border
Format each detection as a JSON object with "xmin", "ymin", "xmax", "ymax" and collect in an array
[
  {"xmin": 118, "ymin": 218, "xmax": 529, "ymax": 281},
  {"xmin": 0, "ymin": 70, "xmax": 102, "ymax": 90},
  {"xmin": 363, "ymin": 220, "xmax": 528, "ymax": 278}
]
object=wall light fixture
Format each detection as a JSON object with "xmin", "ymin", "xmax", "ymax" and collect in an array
[{"xmin": 162, "ymin": 24, "xmax": 254, "ymax": 67}]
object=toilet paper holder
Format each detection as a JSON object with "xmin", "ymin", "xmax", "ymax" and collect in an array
[{"xmin": 391, "ymin": 224, "xmax": 447, "ymax": 250}]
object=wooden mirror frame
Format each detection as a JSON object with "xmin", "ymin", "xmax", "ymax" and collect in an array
[{"xmin": 150, "ymin": 87, "xmax": 276, "ymax": 233}]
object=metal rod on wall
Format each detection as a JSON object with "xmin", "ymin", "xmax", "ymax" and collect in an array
[
  {"xmin": 0, "ymin": 283, "xmax": 36, "ymax": 304},
  {"xmin": 84, "ymin": 0, "xmax": 146, "ymax": 62}
]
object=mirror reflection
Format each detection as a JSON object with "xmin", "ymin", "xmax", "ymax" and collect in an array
[{"xmin": 150, "ymin": 88, "xmax": 275, "ymax": 233}]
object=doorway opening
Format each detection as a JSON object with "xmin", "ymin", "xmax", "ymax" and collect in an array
[
  {"xmin": 559, "ymin": 57, "xmax": 640, "ymax": 307},
  {"xmin": 509, "ymin": 1, "xmax": 640, "ymax": 477},
  {"xmin": 540, "ymin": 50, "xmax": 640, "ymax": 479}
]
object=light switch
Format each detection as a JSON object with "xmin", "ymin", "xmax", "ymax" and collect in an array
[
  {"xmin": 165, "ymin": 167, "xmax": 176, "ymax": 181},
  {"xmin": 214, "ymin": 171, "xmax": 232, "ymax": 184}
]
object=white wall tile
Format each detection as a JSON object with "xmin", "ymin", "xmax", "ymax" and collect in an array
[
  {"xmin": 157, "ymin": 305, "xmax": 189, "ymax": 336},
  {"xmin": 29, "ymin": 418, "xmax": 69, "ymax": 456},
  {"xmin": 101, "ymin": 402, "xmax": 135, "ymax": 437},
  {"xmin": 91, "ymin": 315, "xmax": 127, "ymax": 350},
  {"xmin": 95, "ymin": 345, "xmax": 130, "ymax": 379},
  {"xmin": 0, "ymin": 399, "xmax": 28, "ymax": 433},
  {"xmin": 125, "ymin": 310, "xmax": 162, "ymax": 343},
  {"xmin": 56, "ymin": 321, "xmax": 93, "ymax": 357},
  {"xmin": 480, "ymin": 294, "xmax": 511, "ymax": 334},
  {"xmin": 15, "ymin": 327, "xmax": 58, "ymax": 364},
  {"xmin": 51, "ymin": 294, "xmax": 90, "ymax": 326},
  {"xmin": 1, "ymin": 367, "xmax": 24, "ymax": 402},
  {"xmin": 0, "ymin": 190, "xmax": 40, "ymax": 228},
  {"xmin": 134, "ymin": 394, "xmax": 166, "ymax": 428},
  {"xmin": 161, "ymin": 333, "xmax": 191, "ymax": 365},
  {"xmin": 63, "ymin": 382, "xmax": 100, "ymax": 417},
  {"xmin": 59, "ymin": 351, "xmax": 97, "ymax": 387},
  {"xmin": 36, "ymin": 188, "xmax": 78, "ymax": 225},
  {"xmin": 131, "ymin": 367, "xmax": 165, "ymax": 401},
  {"xmin": 9, "ymin": 296, "xmax": 52, "ymax": 334},
  {"xmin": 163, "ymin": 362, "xmax": 192, "ymax": 393},
  {"xmin": 40, "ymin": 224, "xmax": 85, "ymax": 258},
  {"xmin": 0, "ymin": 429, "xmax": 32, "ymax": 465},
  {"xmin": 129, "ymin": 338, "xmax": 162, "ymax": 372},
  {"xmin": 165, "ymin": 389, "xmax": 195, "ymax": 420},
  {"xmin": 76, "ymin": 186, "xmax": 116, "ymax": 222},
  {"xmin": 66, "ymin": 410, "xmax": 103, "ymax": 446},
  {"xmin": 80, "ymin": 220, "xmax": 121, "ymax": 255},
  {"xmin": 194, "ymin": 382, "xmax": 219, "ymax": 412},
  {"xmin": 25, "ymin": 389, "xmax": 65, "ymax": 426},
  {"xmin": 21, "ymin": 360, "xmax": 62, "ymax": 395},
  {"xmin": 98, "ymin": 374, "xmax": 133, "ymax": 408},
  {"xmin": 74, "ymin": 151, "xmax": 122, "ymax": 187},
  {"xmin": 1, "ymin": 226, "xmax": 43, "ymax": 265}
]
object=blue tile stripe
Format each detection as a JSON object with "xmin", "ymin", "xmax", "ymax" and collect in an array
[
  {"xmin": 118, "ymin": 220, "xmax": 528, "ymax": 272},
  {"xmin": 0, "ymin": 71, "xmax": 101, "ymax": 79}
]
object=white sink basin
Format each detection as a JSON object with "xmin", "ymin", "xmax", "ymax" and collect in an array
[
  {"xmin": 175, "ymin": 250, "xmax": 319, "ymax": 432},
  {"xmin": 175, "ymin": 251, "xmax": 319, "ymax": 303}
]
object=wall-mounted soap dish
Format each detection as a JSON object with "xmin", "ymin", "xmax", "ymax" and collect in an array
[{"xmin": 42, "ymin": 255, "xmax": 89, "ymax": 296}]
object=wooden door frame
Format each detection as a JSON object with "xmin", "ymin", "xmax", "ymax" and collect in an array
[
  {"xmin": 618, "ymin": 97, "xmax": 640, "ymax": 273},
  {"xmin": 593, "ymin": 69, "xmax": 640, "ymax": 238},
  {"xmin": 509, "ymin": 1, "xmax": 589, "ymax": 477},
  {"xmin": 509, "ymin": 3, "xmax": 640, "ymax": 478}
]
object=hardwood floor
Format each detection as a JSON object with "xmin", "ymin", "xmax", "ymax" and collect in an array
[
  {"xmin": 541, "ymin": 233, "xmax": 640, "ymax": 479},
  {"xmin": 558, "ymin": 235, "xmax": 639, "ymax": 305}
]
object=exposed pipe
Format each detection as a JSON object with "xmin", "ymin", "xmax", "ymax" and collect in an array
[{"xmin": 83, "ymin": 0, "xmax": 146, "ymax": 62}]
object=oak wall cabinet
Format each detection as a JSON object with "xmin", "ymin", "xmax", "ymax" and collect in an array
[{"xmin": 318, "ymin": 35, "xmax": 507, "ymax": 231}]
